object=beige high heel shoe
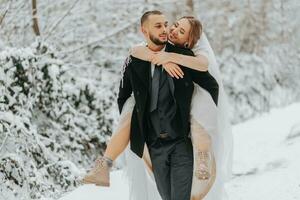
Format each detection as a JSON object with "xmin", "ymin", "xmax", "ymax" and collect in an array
[{"xmin": 81, "ymin": 156, "xmax": 113, "ymax": 187}]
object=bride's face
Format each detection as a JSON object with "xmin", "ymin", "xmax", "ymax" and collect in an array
[{"xmin": 168, "ymin": 18, "xmax": 191, "ymax": 47}]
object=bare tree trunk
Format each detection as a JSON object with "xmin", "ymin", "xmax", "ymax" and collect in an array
[
  {"xmin": 32, "ymin": 0, "xmax": 40, "ymax": 36},
  {"xmin": 0, "ymin": 11, "xmax": 7, "ymax": 26},
  {"xmin": 186, "ymin": 0, "xmax": 194, "ymax": 13},
  {"xmin": 0, "ymin": 5, "xmax": 9, "ymax": 27},
  {"xmin": 280, "ymin": 0, "xmax": 286, "ymax": 42}
]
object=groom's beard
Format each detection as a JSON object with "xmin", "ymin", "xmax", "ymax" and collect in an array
[{"xmin": 149, "ymin": 33, "xmax": 167, "ymax": 45}]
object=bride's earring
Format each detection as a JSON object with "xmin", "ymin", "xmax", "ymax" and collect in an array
[{"xmin": 184, "ymin": 42, "xmax": 189, "ymax": 48}]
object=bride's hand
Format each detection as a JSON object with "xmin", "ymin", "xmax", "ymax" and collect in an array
[
  {"xmin": 130, "ymin": 46, "xmax": 155, "ymax": 62},
  {"xmin": 151, "ymin": 52, "xmax": 172, "ymax": 65},
  {"xmin": 162, "ymin": 63, "xmax": 184, "ymax": 79}
]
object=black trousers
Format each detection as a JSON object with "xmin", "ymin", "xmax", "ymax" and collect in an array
[{"xmin": 148, "ymin": 137, "xmax": 194, "ymax": 200}]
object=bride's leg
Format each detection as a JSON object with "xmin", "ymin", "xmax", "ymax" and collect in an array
[
  {"xmin": 105, "ymin": 112, "xmax": 153, "ymax": 171},
  {"xmin": 191, "ymin": 118, "xmax": 213, "ymax": 181},
  {"xmin": 143, "ymin": 144, "xmax": 153, "ymax": 172},
  {"xmin": 190, "ymin": 118, "xmax": 211, "ymax": 152},
  {"xmin": 82, "ymin": 113, "xmax": 132, "ymax": 186},
  {"xmin": 190, "ymin": 117, "xmax": 216, "ymax": 200},
  {"xmin": 104, "ymin": 113, "xmax": 132, "ymax": 161}
]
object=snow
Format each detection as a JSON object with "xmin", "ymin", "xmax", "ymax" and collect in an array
[
  {"xmin": 1, "ymin": 0, "xmax": 299, "ymax": 199},
  {"xmin": 226, "ymin": 102, "xmax": 300, "ymax": 200},
  {"xmin": 60, "ymin": 171, "xmax": 129, "ymax": 200},
  {"xmin": 59, "ymin": 102, "xmax": 300, "ymax": 200}
]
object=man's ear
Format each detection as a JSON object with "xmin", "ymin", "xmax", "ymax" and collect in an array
[{"xmin": 140, "ymin": 26, "xmax": 148, "ymax": 37}]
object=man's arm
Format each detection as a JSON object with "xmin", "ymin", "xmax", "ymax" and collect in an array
[
  {"xmin": 188, "ymin": 69, "xmax": 219, "ymax": 105},
  {"xmin": 165, "ymin": 43, "xmax": 219, "ymax": 105},
  {"xmin": 117, "ymin": 56, "xmax": 133, "ymax": 114}
]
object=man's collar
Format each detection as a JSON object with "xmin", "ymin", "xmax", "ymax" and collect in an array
[
  {"xmin": 146, "ymin": 44, "xmax": 166, "ymax": 52},
  {"xmin": 167, "ymin": 40, "xmax": 175, "ymax": 45}
]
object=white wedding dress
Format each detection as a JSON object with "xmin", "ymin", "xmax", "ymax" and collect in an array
[{"xmin": 114, "ymin": 33, "xmax": 233, "ymax": 200}]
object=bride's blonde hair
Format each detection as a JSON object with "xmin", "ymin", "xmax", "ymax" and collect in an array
[{"xmin": 180, "ymin": 16, "xmax": 203, "ymax": 49}]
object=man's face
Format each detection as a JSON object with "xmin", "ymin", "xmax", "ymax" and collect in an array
[{"xmin": 142, "ymin": 14, "xmax": 168, "ymax": 45}]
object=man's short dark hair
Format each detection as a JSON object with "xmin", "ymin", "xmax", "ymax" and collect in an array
[{"xmin": 140, "ymin": 10, "xmax": 163, "ymax": 26}]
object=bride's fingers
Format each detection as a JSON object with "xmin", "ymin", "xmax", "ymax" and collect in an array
[
  {"xmin": 165, "ymin": 68, "xmax": 174, "ymax": 78},
  {"xmin": 163, "ymin": 64, "xmax": 181, "ymax": 79},
  {"xmin": 175, "ymin": 66, "xmax": 184, "ymax": 76},
  {"xmin": 152, "ymin": 60, "xmax": 158, "ymax": 65},
  {"xmin": 151, "ymin": 57, "xmax": 159, "ymax": 65},
  {"xmin": 173, "ymin": 68, "xmax": 184, "ymax": 78},
  {"xmin": 170, "ymin": 68, "xmax": 180, "ymax": 79},
  {"xmin": 169, "ymin": 67, "xmax": 182, "ymax": 79}
]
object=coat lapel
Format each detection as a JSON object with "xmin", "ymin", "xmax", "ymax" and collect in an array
[
  {"xmin": 131, "ymin": 60, "xmax": 151, "ymax": 89},
  {"xmin": 167, "ymin": 75, "xmax": 175, "ymax": 96}
]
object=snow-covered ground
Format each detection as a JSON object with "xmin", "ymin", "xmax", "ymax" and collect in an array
[
  {"xmin": 59, "ymin": 170, "xmax": 129, "ymax": 200},
  {"xmin": 227, "ymin": 102, "xmax": 300, "ymax": 200},
  {"xmin": 59, "ymin": 102, "xmax": 300, "ymax": 200}
]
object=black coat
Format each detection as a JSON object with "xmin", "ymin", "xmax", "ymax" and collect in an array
[{"xmin": 117, "ymin": 42, "xmax": 219, "ymax": 158}]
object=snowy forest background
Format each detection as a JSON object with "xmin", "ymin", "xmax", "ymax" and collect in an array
[{"xmin": 0, "ymin": 0, "xmax": 299, "ymax": 199}]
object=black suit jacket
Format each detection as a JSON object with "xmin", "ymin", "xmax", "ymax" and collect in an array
[{"xmin": 117, "ymin": 42, "xmax": 219, "ymax": 157}]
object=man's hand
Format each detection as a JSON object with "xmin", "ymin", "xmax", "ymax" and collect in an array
[{"xmin": 162, "ymin": 62, "xmax": 184, "ymax": 79}]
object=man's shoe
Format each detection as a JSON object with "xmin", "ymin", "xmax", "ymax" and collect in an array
[{"xmin": 82, "ymin": 156, "xmax": 113, "ymax": 187}]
